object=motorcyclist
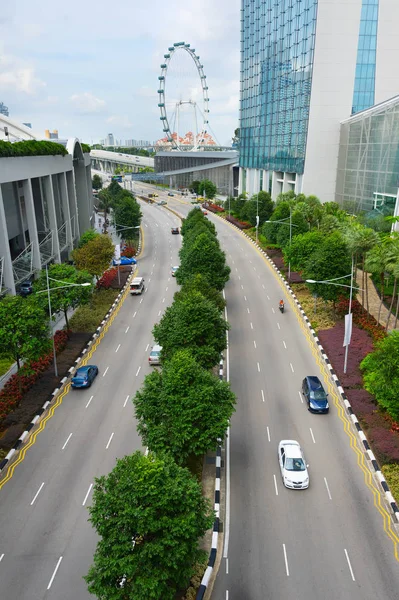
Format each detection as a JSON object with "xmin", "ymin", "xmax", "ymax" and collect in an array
[{"xmin": 279, "ymin": 299, "xmax": 284, "ymax": 310}]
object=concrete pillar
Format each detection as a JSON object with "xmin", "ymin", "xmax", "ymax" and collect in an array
[
  {"xmin": 271, "ymin": 171, "xmax": 281, "ymax": 201},
  {"xmin": 85, "ymin": 165, "xmax": 94, "ymax": 229},
  {"xmin": 66, "ymin": 170, "xmax": 80, "ymax": 241},
  {"xmin": 0, "ymin": 185, "xmax": 16, "ymax": 295},
  {"xmin": 60, "ymin": 172, "xmax": 73, "ymax": 251},
  {"xmin": 262, "ymin": 170, "xmax": 269, "ymax": 194},
  {"xmin": 252, "ymin": 169, "xmax": 261, "ymax": 195},
  {"xmin": 246, "ymin": 169, "xmax": 253, "ymax": 196},
  {"xmin": 238, "ymin": 167, "xmax": 244, "ymax": 195},
  {"xmin": 74, "ymin": 161, "xmax": 90, "ymax": 234},
  {"xmin": 295, "ymin": 174, "xmax": 303, "ymax": 196},
  {"xmin": 23, "ymin": 178, "xmax": 41, "ymax": 272},
  {"xmin": 43, "ymin": 175, "xmax": 61, "ymax": 263},
  {"xmin": 282, "ymin": 173, "xmax": 291, "ymax": 193}
]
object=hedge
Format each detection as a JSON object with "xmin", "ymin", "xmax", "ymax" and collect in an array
[
  {"xmin": 81, "ymin": 143, "xmax": 91, "ymax": 154},
  {"xmin": 0, "ymin": 140, "xmax": 68, "ymax": 158}
]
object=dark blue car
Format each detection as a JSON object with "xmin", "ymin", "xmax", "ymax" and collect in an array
[
  {"xmin": 71, "ymin": 365, "xmax": 99, "ymax": 389},
  {"xmin": 302, "ymin": 376, "xmax": 329, "ymax": 413}
]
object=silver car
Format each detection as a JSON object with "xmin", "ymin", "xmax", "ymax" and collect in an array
[
  {"xmin": 148, "ymin": 345, "xmax": 162, "ymax": 366},
  {"xmin": 278, "ymin": 440, "xmax": 309, "ymax": 489}
]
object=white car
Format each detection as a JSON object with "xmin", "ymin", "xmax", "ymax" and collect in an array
[
  {"xmin": 148, "ymin": 344, "xmax": 162, "ymax": 366},
  {"xmin": 278, "ymin": 440, "xmax": 309, "ymax": 489},
  {"xmin": 171, "ymin": 266, "xmax": 179, "ymax": 277}
]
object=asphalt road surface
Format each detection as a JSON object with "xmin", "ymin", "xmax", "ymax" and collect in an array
[{"xmin": 0, "ymin": 200, "xmax": 181, "ymax": 599}]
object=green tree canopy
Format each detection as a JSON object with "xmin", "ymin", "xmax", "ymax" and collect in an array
[
  {"xmin": 177, "ymin": 232, "xmax": 230, "ymax": 291},
  {"xmin": 180, "ymin": 209, "xmax": 216, "ymax": 238},
  {"xmin": 78, "ymin": 228, "xmax": 100, "ymax": 248},
  {"xmin": 153, "ymin": 290, "xmax": 228, "ymax": 369},
  {"xmin": 275, "ymin": 210, "xmax": 309, "ymax": 248},
  {"xmin": 0, "ymin": 296, "xmax": 50, "ymax": 369},
  {"xmin": 240, "ymin": 191, "xmax": 274, "ymax": 226},
  {"xmin": 134, "ymin": 350, "xmax": 235, "ymax": 464},
  {"xmin": 262, "ymin": 201, "xmax": 291, "ymax": 243},
  {"xmin": 33, "ymin": 264, "xmax": 93, "ymax": 329},
  {"xmin": 92, "ymin": 174, "xmax": 103, "ymax": 191},
  {"xmin": 190, "ymin": 180, "xmax": 201, "ymax": 194},
  {"xmin": 85, "ymin": 451, "xmax": 213, "ymax": 600},
  {"xmin": 361, "ymin": 331, "xmax": 399, "ymax": 420},
  {"xmin": 72, "ymin": 235, "xmax": 115, "ymax": 280},
  {"xmin": 112, "ymin": 196, "xmax": 142, "ymax": 239},
  {"xmin": 304, "ymin": 231, "xmax": 351, "ymax": 303},
  {"xmin": 283, "ymin": 230, "xmax": 325, "ymax": 273},
  {"xmin": 198, "ymin": 179, "xmax": 217, "ymax": 199},
  {"xmin": 174, "ymin": 273, "xmax": 226, "ymax": 312}
]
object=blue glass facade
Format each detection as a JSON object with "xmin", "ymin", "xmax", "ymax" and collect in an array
[
  {"xmin": 240, "ymin": 0, "xmax": 318, "ymax": 174},
  {"xmin": 352, "ymin": 0, "xmax": 379, "ymax": 114}
]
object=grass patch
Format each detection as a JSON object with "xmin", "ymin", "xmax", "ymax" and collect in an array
[
  {"xmin": 382, "ymin": 464, "xmax": 399, "ymax": 505},
  {"xmin": 0, "ymin": 354, "xmax": 14, "ymax": 377},
  {"xmin": 69, "ymin": 289, "xmax": 120, "ymax": 333},
  {"xmin": 291, "ymin": 284, "xmax": 338, "ymax": 332}
]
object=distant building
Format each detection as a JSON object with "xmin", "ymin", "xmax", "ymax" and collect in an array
[
  {"xmin": 0, "ymin": 102, "xmax": 9, "ymax": 117},
  {"xmin": 125, "ymin": 139, "xmax": 152, "ymax": 147},
  {"xmin": 22, "ymin": 123, "xmax": 32, "ymax": 129},
  {"xmin": 106, "ymin": 133, "xmax": 115, "ymax": 146},
  {"xmin": 44, "ymin": 129, "xmax": 59, "ymax": 140}
]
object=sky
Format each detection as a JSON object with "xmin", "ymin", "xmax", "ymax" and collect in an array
[{"xmin": 0, "ymin": 0, "xmax": 240, "ymax": 146}]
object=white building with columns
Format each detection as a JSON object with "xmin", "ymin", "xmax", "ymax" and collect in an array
[{"xmin": 0, "ymin": 115, "xmax": 93, "ymax": 295}]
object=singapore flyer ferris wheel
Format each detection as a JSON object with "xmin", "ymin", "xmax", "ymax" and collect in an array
[{"xmin": 157, "ymin": 42, "xmax": 218, "ymax": 151}]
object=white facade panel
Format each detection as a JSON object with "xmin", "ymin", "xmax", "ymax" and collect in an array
[
  {"xmin": 375, "ymin": 0, "xmax": 399, "ymax": 105},
  {"xmin": 302, "ymin": 0, "xmax": 362, "ymax": 202}
]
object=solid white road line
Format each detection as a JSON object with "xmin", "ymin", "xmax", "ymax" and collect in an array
[
  {"xmin": 283, "ymin": 341, "xmax": 287, "ymax": 349},
  {"xmin": 47, "ymin": 556, "xmax": 63, "ymax": 590},
  {"xmin": 298, "ymin": 391, "xmax": 304, "ymax": 404},
  {"xmin": 324, "ymin": 477, "xmax": 332, "ymax": 500},
  {"xmin": 123, "ymin": 395, "xmax": 130, "ymax": 408},
  {"xmin": 310, "ymin": 428, "xmax": 316, "ymax": 444},
  {"xmin": 257, "ymin": 362, "xmax": 260, "ymax": 372},
  {"xmin": 226, "ymin": 558, "xmax": 229, "ymax": 574},
  {"xmin": 133, "ymin": 311, "xmax": 137, "ymax": 318},
  {"xmin": 223, "ymin": 305, "xmax": 231, "ymax": 561},
  {"xmin": 226, "ymin": 591, "xmax": 229, "ymax": 600},
  {"xmin": 273, "ymin": 475, "xmax": 279, "ymax": 496},
  {"xmin": 85, "ymin": 395, "xmax": 94, "ymax": 408},
  {"xmin": 0, "ymin": 553, "xmax": 4, "ymax": 562},
  {"xmin": 344, "ymin": 549, "xmax": 356, "ymax": 581},
  {"xmin": 115, "ymin": 344, "xmax": 121, "ymax": 353},
  {"xmin": 30, "ymin": 482, "xmax": 45, "ymax": 505},
  {"xmin": 145, "ymin": 343, "xmax": 149, "ymax": 352},
  {"xmin": 61, "ymin": 433, "xmax": 73, "ymax": 450},
  {"xmin": 283, "ymin": 544, "xmax": 290, "ymax": 576},
  {"xmin": 136, "ymin": 366, "xmax": 141, "ymax": 377},
  {"xmin": 82, "ymin": 483, "xmax": 93, "ymax": 506},
  {"xmin": 103, "ymin": 367, "xmax": 109, "ymax": 377},
  {"xmin": 261, "ymin": 389, "xmax": 265, "ymax": 403},
  {"xmin": 267, "ymin": 426, "xmax": 271, "ymax": 442},
  {"xmin": 253, "ymin": 340, "xmax": 257, "ymax": 348},
  {"xmin": 125, "ymin": 326, "xmax": 130, "ymax": 333},
  {"xmin": 250, "ymin": 322, "xmax": 253, "ymax": 329},
  {"xmin": 106, "ymin": 432, "xmax": 114, "ymax": 450},
  {"xmin": 290, "ymin": 363, "xmax": 294, "ymax": 373}
]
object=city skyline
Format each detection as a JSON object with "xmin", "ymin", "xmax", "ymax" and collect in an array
[{"xmin": 0, "ymin": 0, "xmax": 240, "ymax": 146}]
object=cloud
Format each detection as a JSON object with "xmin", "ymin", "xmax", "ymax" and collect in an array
[
  {"xmin": 69, "ymin": 92, "xmax": 106, "ymax": 114},
  {"xmin": 106, "ymin": 115, "xmax": 133, "ymax": 128},
  {"xmin": 0, "ymin": 53, "xmax": 46, "ymax": 94}
]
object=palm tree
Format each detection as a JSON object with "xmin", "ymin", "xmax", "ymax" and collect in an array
[
  {"xmin": 97, "ymin": 189, "xmax": 113, "ymax": 232},
  {"xmin": 344, "ymin": 225, "xmax": 378, "ymax": 312},
  {"xmin": 364, "ymin": 242, "xmax": 392, "ymax": 325},
  {"xmin": 384, "ymin": 236, "xmax": 399, "ymax": 330}
]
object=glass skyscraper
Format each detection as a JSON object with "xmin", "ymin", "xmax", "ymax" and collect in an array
[{"xmin": 239, "ymin": 0, "xmax": 399, "ymax": 204}]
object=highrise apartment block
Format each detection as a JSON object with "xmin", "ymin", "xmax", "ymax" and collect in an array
[{"xmin": 239, "ymin": 0, "xmax": 399, "ymax": 203}]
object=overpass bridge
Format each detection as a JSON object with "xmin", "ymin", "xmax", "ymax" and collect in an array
[{"xmin": 90, "ymin": 149, "xmax": 154, "ymax": 173}]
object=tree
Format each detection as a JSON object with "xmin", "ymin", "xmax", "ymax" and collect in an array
[
  {"xmin": 230, "ymin": 193, "xmax": 247, "ymax": 217},
  {"xmin": 33, "ymin": 264, "xmax": 93, "ymax": 329},
  {"xmin": 232, "ymin": 127, "xmax": 240, "ymax": 146},
  {"xmin": 180, "ymin": 209, "xmax": 216, "ymax": 238},
  {"xmin": 72, "ymin": 235, "xmax": 115, "ymax": 280},
  {"xmin": 112, "ymin": 196, "xmax": 142, "ymax": 240},
  {"xmin": 0, "ymin": 296, "xmax": 50, "ymax": 370},
  {"xmin": 177, "ymin": 232, "xmax": 230, "ymax": 291},
  {"xmin": 198, "ymin": 179, "xmax": 217, "ymax": 200},
  {"xmin": 153, "ymin": 291, "xmax": 228, "ymax": 369},
  {"xmin": 364, "ymin": 241, "xmax": 392, "ymax": 324},
  {"xmin": 283, "ymin": 230, "xmax": 325, "ymax": 273},
  {"xmin": 134, "ymin": 350, "xmax": 235, "ymax": 464},
  {"xmin": 262, "ymin": 201, "xmax": 291, "ymax": 243},
  {"xmin": 275, "ymin": 210, "xmax": 308, "ymax": 248},
  {"xmin": 344, "ymin": 225, "xmax": 378, "ymax": 313},
  {"xmin": 304, "ymin": 231, "xmax": 351, "ymax": 306},
  {"xmin": 97, "ymin": 189, "xmax": 113, "ymax": 230},
  {"xmin": 240, "ymin": 191, "xmax": 274, "ymax": 226},
  {"xmin": 92, "ymin": 174, "xmax": 103, "ymax": 191},
  {"xmin": 174, "ymin": 273, "xmax": 226, "ymax": 312},
  {"xmin": 361, "ymin": 331, "xmax": 399, "ymax": 420},
  {"xmin": 78, "ymin": 228, "xmax": 100, "ymax": 248},
  {"xmin": 85, "ymin": 451, "xmax": 213, "ymax": 600},
  {"xmin": 190, "ymin": 180, "xmax": 201, "ymax": 194}
]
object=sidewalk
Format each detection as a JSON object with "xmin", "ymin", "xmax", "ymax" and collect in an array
[{"xmin": 355, "ymin": 268, "xmax": 397, "ymax": 332}]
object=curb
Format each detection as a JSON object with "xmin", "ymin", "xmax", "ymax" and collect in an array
[
  {"xmin": 0, "ymin": 267, "xmax": 137, "ymax": 475},
  {"xmin": 219, "ymin": 215, "xmax": 399, "ymax": 524}
]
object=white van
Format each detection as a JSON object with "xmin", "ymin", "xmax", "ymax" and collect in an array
[{"xmin": 130, "ymin": 277, "xmax": 145, "ymax": 295}]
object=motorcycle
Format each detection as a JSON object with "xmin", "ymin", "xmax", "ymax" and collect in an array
[{"xmin": 279, "ymin": 303, "xmax": 284, "ymax": 314}]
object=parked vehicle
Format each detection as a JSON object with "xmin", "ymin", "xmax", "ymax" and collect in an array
[
  {"xmin": 148, "ymin": 344, "xmax": 162, "ymax": 366},
  {"xmin": 19, "ymin": 281, "xmax": 33, "ymax": 297},
  {"xmin": 278, "ymin": 440, "xmax": 309, "ymax": 489},
  {"xmin": 113, "ymin": 256, "xmax": 137, "ymax": 266},
  {"xmin": 302, "ymin": 376, "xmax": 329, "ymax": 413},
  {"xmin": 130, "ymin": 277, "xmax": 145, "ymax": 295},
  {"xmin": 71, "ymin": 365, "xmax": 99, "ymax": 389}
]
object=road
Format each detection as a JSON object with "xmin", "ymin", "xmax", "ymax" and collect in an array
[
  {"xmin": 0, "ymin": 200, "xmax": 181, "ymax": 599},
  {"xmin": 151, "ymin": 188, "xmax": 399, "ymax": 600}
]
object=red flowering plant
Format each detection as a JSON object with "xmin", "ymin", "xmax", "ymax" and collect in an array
[
  {"xmin": 206, "ymin": 203, "xmax": 225, "ymax": 213},
  {"xmin": 96, "ymin": 268, "xmax": 118, "ymax": 290},
  {"xmin": 336, "ymin": 297, "xmax": 386, "ymax": 344},
  {"xmin": 121, "ymin": 246, "xmax": 136, "ymax": 258},
  {"xmin": 226, "ymin": 215, "xmax": 252, "ymax": 229}
]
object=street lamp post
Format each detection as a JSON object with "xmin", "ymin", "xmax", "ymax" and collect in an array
[
  {"xmin": 306, "ymin": 258, "xmax": 359, "ymax": 374},
  {"xmin": 256, "ymin": 192, "xmax": 259, "ymax": 244},
  {"xmin": 38, "ymin": 266, "xmax": 91, "ymax": 377},
  {"xmin": 113, "ymin": 223, "xmax": 141, "ymax": 286},
  {"xmin": 265, "ymin": 208, "xmax": 297, "ymax": 282}
]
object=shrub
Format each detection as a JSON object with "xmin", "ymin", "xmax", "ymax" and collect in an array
[
  {"xmin": 69, "ymin": 289, "xmax": 119, "ymax": 333},
  {"xmin": 205, "ymin": 203, "xmax": 224, "ymax": 213},
  {"xmin": 337, "ymin": 298, "xmax": 386, "ymax": 343},
  {"xmin": 81, "ymin": 143, "xmax": 91, "ymax": 153},
  {"xmin": 121, "ymin": 245, "xmax": 136, "ymax": 258},
  {"xmin": 226, "ymin": 215, "xmax": 252, "ymax": 229},
  {"xmin": 382, "ymin": 465, "xmax": 399, "ymax": 504},
  {"xmin": 0, "ymin": 140, "xmax": 68, "ymax": 157},
  {"xmin": 96, "ymin": 268, "xmax": 118, "ymax": 290},
  {"xmin": 367, "ymin": 426, "xmax": 399, "ymax": 462}
]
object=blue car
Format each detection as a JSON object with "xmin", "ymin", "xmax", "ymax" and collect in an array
[
  {"xmin": 71, "ymin": 365, "xmax": 99, "ymax": 389},
  {"xmin": 302, "ymin": 376, "xmax": 329, "ymax": 413},
  {"xmin": 113, "ymin": 256, "xmax": 137, "ymax": 266}
]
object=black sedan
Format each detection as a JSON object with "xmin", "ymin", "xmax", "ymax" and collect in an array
[
  {"xmin": 301, "ymin": 376, "xmax": 329, "ymax": 413},
  {"xmin": 171, "ymin": 227, "xmax": 179, "ymax": 235}
]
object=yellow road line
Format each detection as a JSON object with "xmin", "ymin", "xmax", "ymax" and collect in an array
[{"xmin": 234, "ymin": 226, "xmax": 399, "ymax": 556}]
